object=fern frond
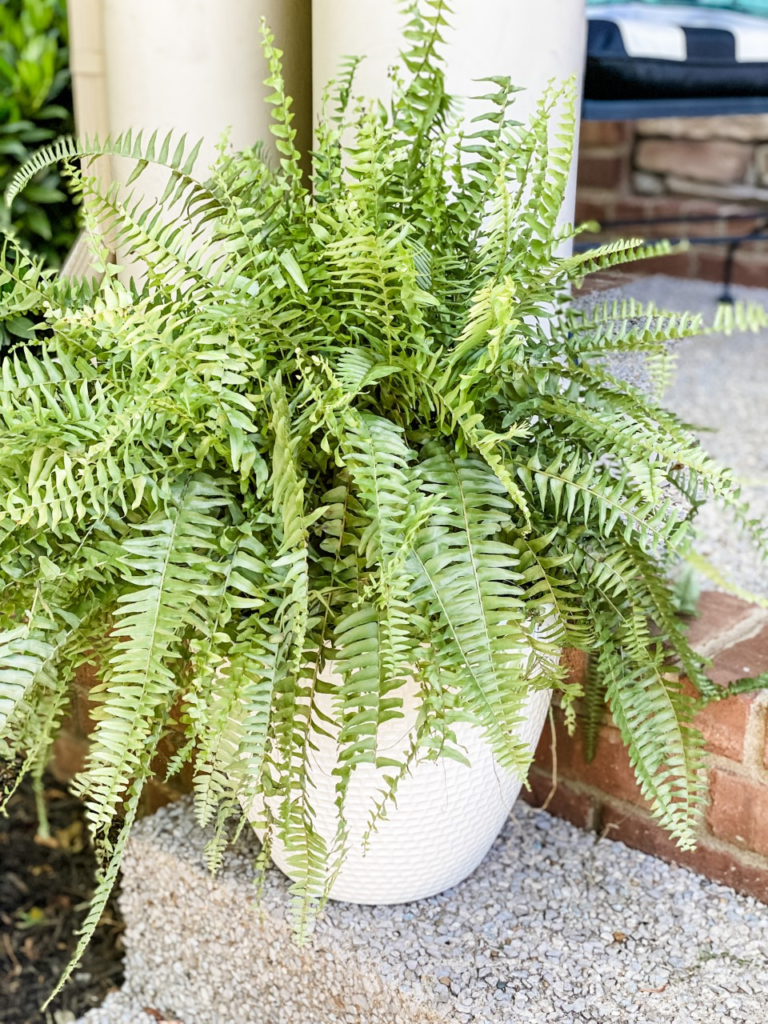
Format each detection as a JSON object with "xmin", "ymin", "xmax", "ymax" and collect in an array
[
  {"xmin": 411, "ymin": 449, "xmax": 543, "ymax": 774},
  {"xmin": 599, "ymin": 632, "xmax": 706, "ymax": 849},
  {"xmin": 561, "ymin": 238, "xmax": 680, "ymax": 281},
  {"xmin": 515, "ymin": 445, "xmax": 694, "ymax": 555},
  {"xmin": 714, "ymin": 299, "xmax": 768, "ymax": 335},
  {"xmin": 42, "ymin": 753, "xmax": 150, "ymax": 1010},
  {"xmin": 260, "ymin": 19, "xmax": 306, "ymax": 196},
  {"xmin": 77, "ymin": 476, "xmax": 224, "ymax": 837},
  {"xmin": 701, "ymin": 672, "xmax": 768, "ymax": 703},
  {"xmin": 0, "ymin": 591, "xmax": 68, "ymax": 736},
  {"xmin": 333, "ymin": 413, "xmax": 423, "ymax": 772},
  {"xmin": 582, "ymin": 654, "xmax": 606, "ymax": 762}
]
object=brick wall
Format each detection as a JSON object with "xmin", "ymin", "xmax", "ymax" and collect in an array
[
  {"xmin": 576, "ymin": 117, "xmax": 768, "ymax": 288},
  {"xmin": 523, "ymin": 591, "xmax": 768, "ymax": 904},
  {"xmin": 50, "ymin": 662, "xmax": 193, "ymax": 816},
  {"xmin": 50, "ymin": 592, "xmax": 768, "ymax": 905}
]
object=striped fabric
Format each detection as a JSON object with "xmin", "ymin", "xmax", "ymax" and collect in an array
[
  {"xmin": 587, "ymin": 0, "xmax": 768, "ymax": 16},
  {"xmin": 586, "ymin": 3, "xmax": 768, "ymax": 101}
]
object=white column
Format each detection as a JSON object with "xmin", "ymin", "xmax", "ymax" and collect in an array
[
  {"xmin": 312, "ymin": 0, "xmax": 586, "ymax": 228},
  {"xmin": 103, "ymin": 0, "xmax": 311, "ymax": 176},
  {"xmin": 68, "ymin": 0, "xmax": 110, "ymax": 146},
  {"xmin": 100, "ymin": 0, "xmax": 310, "ymax": 276},
  {"xmin": 66, "ymin": 0, "xmax": 111, "ymax": 259}
]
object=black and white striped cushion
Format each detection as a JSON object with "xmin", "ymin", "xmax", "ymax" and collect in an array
[{"xmin": 586, "ymin": 3, "xmax": 768, "ymax": 99}]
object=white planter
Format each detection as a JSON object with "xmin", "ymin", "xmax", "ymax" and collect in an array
[
  {"xmin": 245, "ymin": 675, "xmax": 552, "ymax": 905},
  {"xmin": 103, "ymin": 0, "xmax": 311, "ymax": 174}
]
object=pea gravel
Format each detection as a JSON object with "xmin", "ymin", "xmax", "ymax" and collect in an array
[{"xmin": 76, "ymin": 795, "xmax": 768, "ymax": 1024}]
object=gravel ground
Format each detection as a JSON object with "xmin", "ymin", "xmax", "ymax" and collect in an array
[
  {"xmin": 78, "ymin": 797, "xmax": 768, "ymax": 1024},
  {"xmin": 580, "ymin": 274, "xmax": 768, "ymax": 599},
  {"xmin": 632, "ymin": 275, "xmax": 768, "ymax": 599}
]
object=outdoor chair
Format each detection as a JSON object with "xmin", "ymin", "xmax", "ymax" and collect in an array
[{"xmin": 583, "ymin": 1, "xmax": 768, "ymax": 298}]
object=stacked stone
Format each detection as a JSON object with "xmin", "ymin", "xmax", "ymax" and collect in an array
[{"xmin": 575, "ymin": 115, "xmax": 768, "ymax": 287}]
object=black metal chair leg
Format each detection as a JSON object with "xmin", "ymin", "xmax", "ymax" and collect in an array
[
  {"xmin": 719, "ymin": 240, "xmax": 739, "ymax": 305},
  {"xmin": 718, "ymin": 220, "xmax": 768, "ymax": 304}
]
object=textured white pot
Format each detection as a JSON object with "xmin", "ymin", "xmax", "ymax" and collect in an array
[{"xmin": 245, "ymin": 675, "xmax": 552, "ymax": 905}]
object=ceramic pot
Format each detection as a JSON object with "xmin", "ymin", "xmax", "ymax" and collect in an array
[{"xmin": 245, "ymin": 675, "xmax": 552, "ymax": 905}]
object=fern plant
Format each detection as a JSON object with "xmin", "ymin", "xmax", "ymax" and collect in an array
[{"xmin": 0, "ymin": 0, "xmax": 766, "ymax": 1003}]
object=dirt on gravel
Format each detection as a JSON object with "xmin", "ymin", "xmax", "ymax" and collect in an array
[{"xmin": 0, "ymin": 771, "xmax": 125, "ymax": 1024}]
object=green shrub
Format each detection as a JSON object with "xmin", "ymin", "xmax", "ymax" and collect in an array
[{"xmin": 0, "ymin": 0, "xmax": 78, "ymax": 267}]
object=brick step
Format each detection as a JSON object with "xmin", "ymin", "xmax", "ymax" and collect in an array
[{"xmin": 523, "ymin": 591, "xmax": 768, "ymax": 903}]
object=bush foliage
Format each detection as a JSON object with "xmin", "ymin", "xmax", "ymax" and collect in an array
[{"xmin": 0, "ymin": 0, "xmax": 78, "ymax": 268}]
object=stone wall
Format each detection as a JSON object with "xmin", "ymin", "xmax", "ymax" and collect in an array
[
  {"xmin": 523, "ymin": 591, "xmax": 768, "ymax": 904},
  {"xmin": 576, "ymin": 116, "xmax": 768, "ymax": 287}
]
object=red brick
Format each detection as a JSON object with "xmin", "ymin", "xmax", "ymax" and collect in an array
[
  {"xmin": 561, "ymin": 648, "xmax": 588, "ymax": 689},
  {"xmin": 575, "ymin": 194, "xmax": 616, "ymax": 228},
  {"xmin": 683, "ymin": 592, "xmax": 759, "ymax": 655},
  {"xmin": 69, "ymin": 688, "xmax": 97, "ymax": 738},
  {"xmin": 708, "ymin": 769, "xmax": 768, "ymax": 857},
  {"xmin": 610, "ymin": 195, "xmax": 680, "ymax": 224},
  {"xmin": 686, "ymin": 214, "xmax": 764, "ymax": 240},
  {"xmin": 708, "ymin": 621, "xmax": 768, "ymax": 687},
  {"xmin": 610, "ymin": 197, "xmax": 755, "ymax": 242},
  {"xmin": 696, "ymin": 245, "xmax": 768, "ymax": 288},
  {"xmin": 151, "ymin": 727, "xmax": 195, "ymax": 794},
  {"xmin": 718, "ymin": 200, "xmax": 768, "ymax": 220},
  {"xmin": 67, "ymin": 659, "xmax": 102, "ymax": 737},
  {"xmin": 634, "ymin": 250, "xmax": 694, "ymax": 279},
  {"xmin": 533, "ymin": 709, "xmax": 645, "ymax": 807},
  {"xmin": 692, "ymin": 694, "xmax": 753, "ymax": 762},
  {"xmin": 729, "ymin": 251, "xmax": 768, "ymax": 290},
  {"xmin": 573, "ymin": 269, "xmax": 641, "ymax": 297},
  {"xmin": 50, "ymin": 730, "xmax": 88, "ymax": 782},
  {"xmin": 678, "ymin": 197, "xmax": 730, "ymax": 219},
  {"xmin": 635, "ymin": 139, "xmax": 752, "ymax": 184},
  {"xmin": 601, "ymin": 799, "xmax": 768, "ymax": 903},
  {"xmin": 577, "ymin": 153, "xmax": 628, "ymax": 191},
  {"xmin": 521, "ymin": 769, "xmax": 596, "ymax": 829},
  {"xmin": 672, "ymin": 218, "xmax": 728, "ymax": 242},
  {"xmin": 695, "ymin": 250, "xmax": 729, "ymax": 285},
  {"xmin": 580, "ymin": 120, "xmax": 632, "ymax": 149},
  {"xmin": 614, "ymin": 194, "xmax": 659, "ymax": 224}
]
